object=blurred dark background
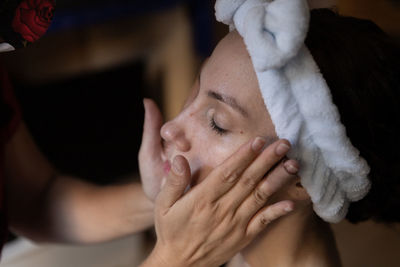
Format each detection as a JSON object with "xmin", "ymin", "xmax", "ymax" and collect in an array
[
  {"xmin": 13, "ymin": 61, "xmax": 146, "ymax": 184},
  {"xmin": 1, "ymin": 0, "xmax": 217, "ymax": 184}
]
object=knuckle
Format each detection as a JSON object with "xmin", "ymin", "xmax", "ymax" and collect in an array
[
  {"xmin": 230, "ymin": 213, "xmax": 241, "ymax": 227},
  {"xmin": 260, "ymin": 214, "xmax": 272, "ymax": 226},
  {"xmin": 168, "ymin": 176, "xmax": 186, "ymax": 187},
  {"xmin": 241, "ymin": 174, "xmax": 258, "ymax": 188},
  {"xmin": 195, "ymin": 198, "xmax": 218, "ymax": 215},
  {"xmin": 261, "ymin": 179, "xmax": 275, "ymax": 195},
  {"xmin": 220, "ymin": 212, "xmax": 233, "ymax": 228},
  {"xmin": 253, "ymin": 188, "xmax": 269, "ymax": 205},
  {"xmin": 221, "ymin": 168, "xmax": 241, "ymax": 184},
  {"xmin": 211, "ymin": 201, "xmax": 237, "ymax": 225},
  {"xmin": 210, "ymin": 201, "xmax": 221, "ymax": 215}
]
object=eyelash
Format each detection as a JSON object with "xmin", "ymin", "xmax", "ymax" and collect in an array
[{"xmin": 210, "ymin": 117, "xmax": 228, "ymax": 135}]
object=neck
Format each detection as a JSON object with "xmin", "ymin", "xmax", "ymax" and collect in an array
[{"xmin": 236, "ymin": 207, "xmax": 342, "ymax": 267}]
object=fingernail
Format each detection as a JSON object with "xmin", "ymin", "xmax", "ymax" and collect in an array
[
  {"xmin": 284, "ymin": 161, "xmax": 299, "ymax": 174},
  {"xmin": 172, "ymin": 157, "xmax": 185, "ymax": 174},
  {"xmin": 275, "ymin": 143, "xmax": 290, "ymax": 156},
  {"xmin": 284, "ymin": 205, "xmax": 294, "ymax": 212},
  {"xmin": 252, "ymin": 137, "xmax": 266, "ymax": 152}
]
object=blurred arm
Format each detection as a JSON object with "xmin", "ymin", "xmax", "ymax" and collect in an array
[{"xmin": 5, "ymin": 122, "xmax": 154, "ymax": 244}]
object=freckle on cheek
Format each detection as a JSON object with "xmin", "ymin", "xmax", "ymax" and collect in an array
[{"xmin": 240, "ymin": 131, "xmax": 244, "ymax": 134}]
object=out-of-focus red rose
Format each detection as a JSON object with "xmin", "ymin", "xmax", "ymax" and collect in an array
[{"xmin": 12, "ymin": 0, "xmax": 55, "ymax": 43}]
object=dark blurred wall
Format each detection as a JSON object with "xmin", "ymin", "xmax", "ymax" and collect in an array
[{"xmin": 13, "ymin": 61, "xmax": 146, "ymax": 184}]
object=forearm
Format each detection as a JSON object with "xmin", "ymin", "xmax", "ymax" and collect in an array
[
  {"xmin": 12, "ymin": 176, "xmax": 154, "ymax": 244},
  {"xmin": 6, "ymin": 122, "xmax": 154, "ymax": 244}
]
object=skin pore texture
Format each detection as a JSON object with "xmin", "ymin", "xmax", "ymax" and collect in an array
[{"xmin": 158, "ymin": 31, "xmax": 342, "ymax": 267}]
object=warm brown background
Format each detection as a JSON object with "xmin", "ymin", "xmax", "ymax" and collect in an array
[{"xmin": 338, "ymin": 0, "xmax": 400, "ymax": 37}]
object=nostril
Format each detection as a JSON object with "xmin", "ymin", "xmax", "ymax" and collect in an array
[
  {"xmin": 160, "ymin": 121, "xmax": 191, "ymax": 152},
  {"xmin": 176, "ymin": 139, "xmax": 191, "ymax": 152}
]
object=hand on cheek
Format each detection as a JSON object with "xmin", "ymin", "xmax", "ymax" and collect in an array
[{"xmin": 146, "ymin": 138, "xmax": 299, "ymax": 267}]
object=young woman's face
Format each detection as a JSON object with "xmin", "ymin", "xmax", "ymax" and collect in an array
[{"xmin": 161, "ymin": 31, "xmax": 277, "ymax": 185}]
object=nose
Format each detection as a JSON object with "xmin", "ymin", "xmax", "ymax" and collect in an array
[{"xmin": 160, "ymin": 119, "xmax": 191, "ymax": 152}]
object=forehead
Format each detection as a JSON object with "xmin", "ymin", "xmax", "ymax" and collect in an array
[
  {"xmin": 201, "ymin": 31, "xmax": 266, "ymax": 115},
  {"xmin": 204, "ymin": 31, "xmax": 258, "ymax": 86}
]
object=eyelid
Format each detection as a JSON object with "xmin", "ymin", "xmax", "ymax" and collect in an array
[
  {"xmin": 207, "ymin": 108, "xmax": 229, "ymax": 135},
  {"xmin": 210, "ymin": 117, "xmax": 228, "ymax": 135},
  {"xmin": 209, "ymin": 108, "xmax": 231, "ymax": 127}
]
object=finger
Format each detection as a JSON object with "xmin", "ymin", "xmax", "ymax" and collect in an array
[
  {"xmin": 246, "ymin": 200, "xmax": 294, "ymax": 239},
  {"xmin": 282, "ymin": 158, "xmax": 300, "ymax": 175},
  {"xmin": 196, "ymin": 137, "xmax": 267, "ymax": 201},
  {"xmin": 140, "ymin": 98, "xmax": 164, "ymax": 159},
  {"xmin": 139, "ymin": 99, "xmax": 165, "ymax": 200},
  {"xmin": 223, "ymin": 139, "xmax": 292, "ymax": 208},
  {"xmin": 235, "ymin": 159, "xmax": 299, "ymax": 219},
  {"xmin": 156, "ymin": 155, "xmax": 191, "ymax": 212}
]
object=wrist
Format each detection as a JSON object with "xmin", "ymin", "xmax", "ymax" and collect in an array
[
  {"xmin": 148, "ymin": 242, "xmax": 188, "ymax": 267},
  {"xmin": 150, "ymin": 242, "xmax": 220, "ymax": 267}
]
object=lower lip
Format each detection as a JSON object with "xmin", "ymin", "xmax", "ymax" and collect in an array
[{"xmin": 163, "ymin": 161, "xmax": 171, "ymax": 175}]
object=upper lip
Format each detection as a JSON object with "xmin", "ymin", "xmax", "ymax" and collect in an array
[
  {"xmin": 161, "ymin": 152, "xmax": 167, "ymax": 163},
  {"xmin": 160, "ymin": 140, "xmax": 167, "ymax": 162},
  {"xmin": 161, "ymin": 140, "xmax": 170, "ymax": 163}
]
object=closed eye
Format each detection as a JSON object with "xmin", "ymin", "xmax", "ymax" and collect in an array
[{"xmin": 209, "ymin": 117, "xmax": 228, "ymax": 135}]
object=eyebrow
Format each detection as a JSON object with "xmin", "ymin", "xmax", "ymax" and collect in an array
[{"xmin": 207, "ymin": 90, "xmax": 249, "ymax": 118}]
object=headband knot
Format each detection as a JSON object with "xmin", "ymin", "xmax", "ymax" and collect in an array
[{"xmin": 216, "ymin": 0, "xmax": 309, "ymax": 70}]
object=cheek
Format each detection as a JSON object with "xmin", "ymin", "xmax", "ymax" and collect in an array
[{"xmin": 190, "ymin": 133, "xmax": 251, "ymax": 185}]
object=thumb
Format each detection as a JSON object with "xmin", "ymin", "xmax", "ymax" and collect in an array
[
  {"xmin": 156, "ymin": 155, "xmax": 191, "ymax": 211},
  {"xmin": 141, "ymin": 98, "xmax": 164, "ymax": 159},
  {"xmin": 139, "ymin": 98, "xmax": 165, "ymax": 201}
]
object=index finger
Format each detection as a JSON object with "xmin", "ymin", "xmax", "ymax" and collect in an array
[{"xmin": 194, "ymin": 137, "xmax": 267, "ymax": 201}]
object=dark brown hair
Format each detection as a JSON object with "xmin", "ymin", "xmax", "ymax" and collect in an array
[{"xmin": 305, "ymin": 9, "xmax": 400, "ymax": 223}]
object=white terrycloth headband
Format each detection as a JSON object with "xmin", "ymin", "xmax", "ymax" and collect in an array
[{"xmin": 215, "ymin": 0, "xmax": 371, "ymax": 223}]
